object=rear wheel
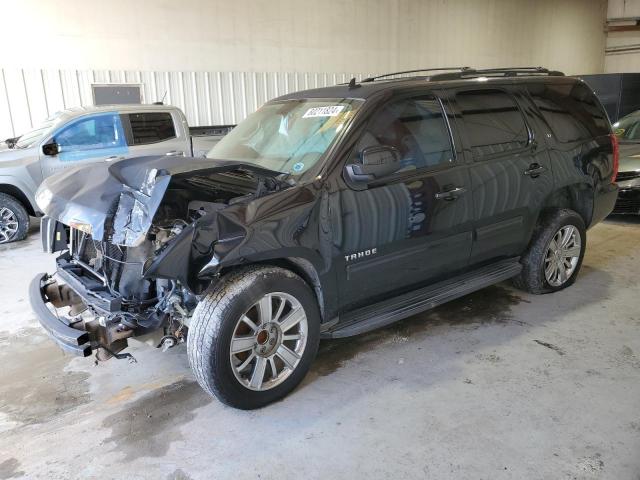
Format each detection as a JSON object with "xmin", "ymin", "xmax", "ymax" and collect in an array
[
  {"xmin": 0, "ymin": 193, "xmax": 29, "ymax": 244},
  {"xmin": 513, "ymin": 209, "xmax": 586, "ymax": 294},
  {"xmin": 187, "ymin": 266, "xmax": 320, "ymax": 409}
]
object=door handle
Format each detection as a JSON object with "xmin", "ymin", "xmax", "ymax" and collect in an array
[
  {"xmin": 524, "ymin": 163, "xmax": 546, "ymax": 178},
  {"xmin": 105, "ymin": 156, "xmax": 125, "ymax": 162},
  {"xmin": 165, "ymin": 150, "xmax": 184, "ymax": 157},
  {"xmin": 435, "ymin": 186, "xmax": 467, "ymax": 201}
]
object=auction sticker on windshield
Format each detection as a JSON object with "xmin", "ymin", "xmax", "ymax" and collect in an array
[{"xmin": 303, "ymin": 105, "xmax": 346, "ymax": 118}]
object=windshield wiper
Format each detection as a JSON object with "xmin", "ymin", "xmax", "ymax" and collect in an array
[
  {"xmin": 208, "ymin": 158, "xmax": 289, "ymax": 177},
  {"xmin": 233, "ymin": 166, "xmax": 294, "ymax": 192},
  {"xmin": 235, "ymin": 165, "xmax": 288, "ymax": 177}
]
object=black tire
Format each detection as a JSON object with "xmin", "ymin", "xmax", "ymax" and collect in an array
[
  {"xmin": 512, "ymin": 208, "xmax": 586, "ymax": 294},
  {"xmin": 0, "ymin": 193, "xmax": 29, "ymax": 244},
  {"xmin": 187, "ymin": 265, "xmax": 320, "ymax": 409}
]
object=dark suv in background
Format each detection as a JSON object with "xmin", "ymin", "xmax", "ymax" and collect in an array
[{"xmin": 31, "ymin": 67, "xmax": 618, "ymax": 409}]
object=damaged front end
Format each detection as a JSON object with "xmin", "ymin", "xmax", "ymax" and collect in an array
[{"xmin": 30, "ymin": 156, "xmax": 288, "ymax": 360}]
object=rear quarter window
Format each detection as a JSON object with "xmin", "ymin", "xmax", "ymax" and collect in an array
[
  {"xmin": 127, "ymin": 112, "xmax": 176, "ymax": 145},
  {"xmin": 528, "ymin": 82, "xmax": 610, "ymax": 143}
]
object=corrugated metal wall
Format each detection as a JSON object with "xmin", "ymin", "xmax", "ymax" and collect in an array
[{"xmin": 0, "ymin": 69, "xmax": 373, "ymax": 139}]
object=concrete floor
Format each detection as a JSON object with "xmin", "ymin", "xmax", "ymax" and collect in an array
[{"xmin": 1, "ymin": 219, "xmax": 639, "ymax": 480}]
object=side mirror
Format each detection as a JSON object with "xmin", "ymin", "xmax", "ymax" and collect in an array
[
  {"xmin": 345, "ymin": 145, "xmax": 401, "ymax": 184},
  {"xmin": 42, "ymin": 141, "xmax": 60, "ymax": 156}
]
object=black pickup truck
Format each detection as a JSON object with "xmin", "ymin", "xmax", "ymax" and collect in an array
[{"xmin": 30, "ymin": 67, "xmax": 618, "ymax": 409}]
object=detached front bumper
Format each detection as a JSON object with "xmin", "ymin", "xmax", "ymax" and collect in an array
[
  {"xmin": 33, "ymin": 216, "xmax": 144, "ymax": 358},
  {"xmin": 29, "ymin": 273, "xmax": 92, "ymax": 357}
]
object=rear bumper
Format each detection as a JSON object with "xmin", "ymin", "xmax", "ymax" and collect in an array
[
  {"xmin": 29, "ymin": 273, "xmax": 92, "ymax": 357},
  {"xmin": 591, "ymin": 183, "xmax": 619, "ymax": 225}
]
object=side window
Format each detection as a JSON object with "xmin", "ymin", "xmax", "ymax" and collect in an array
[
  {"xmin": 528, "ymin": 82, "xmax": 610, "ymax": 143},
  {"xmin": 55, "ymin": 113, "xmax": 125, "ymax": 152},
  {"xmin": 127, "ymin": 112, "xmax": 176, "ymax": 145},
  {"xmin": 456, "ymin": 90, "xmax": 529, "ymax": 159},
  {"xmin": 354, "ymin": 96, "xmax": 454, "ymax": 174}
]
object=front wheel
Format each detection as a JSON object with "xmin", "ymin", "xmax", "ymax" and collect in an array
[
  {"xmin": 513, "ymin": 209, "xmax": 586, "ymax": 294},
  {"xmin": 187, "ymin": 266, "xmax": 320, "ymax": 409},
  {"xmin": 0, "ymin": 193, "xmax": 29, "ymax": 244}
]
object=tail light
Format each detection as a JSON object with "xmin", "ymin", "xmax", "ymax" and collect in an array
[{"xmin": 610, "ymin": 133, "xmax": 619, "ymax": 183}]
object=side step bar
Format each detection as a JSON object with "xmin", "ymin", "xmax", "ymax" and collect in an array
[{"xmin": 324, "ymin": 259, "xmax": 522, "ymax": 339}]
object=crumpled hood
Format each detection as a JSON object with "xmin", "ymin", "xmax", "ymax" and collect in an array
[{"xmin": 36, "ymin": 155, "xmax": 275, "ymax": 245}]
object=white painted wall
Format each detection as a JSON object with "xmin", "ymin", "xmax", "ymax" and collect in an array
[
  {"xmin": 0, "ymin": 0, "xmax": 608, "ymax": 139},
  {"xmin": 0, "ymin": 0, "xmax": 607, "ymax": 74},
  {"xmin": 604, "ymin": 0, "xmax": 640, "ymax": 73}
]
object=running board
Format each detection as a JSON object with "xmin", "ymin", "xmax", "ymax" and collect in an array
[{"xmin": 324, "ymin": 259, "xmax": 522, "ymax": 339}]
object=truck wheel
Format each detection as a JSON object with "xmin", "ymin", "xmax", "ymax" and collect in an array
[
  {"xmin": 188, "ymin": 266, "xmax": 320, "ymax": 409},
  {"xmin": 0, "ymin": 193, "xmax": 29, "ymax": 244},
  {"xmin": 513, "ymin": 209, "xmax": 586, "ymax": 294}
]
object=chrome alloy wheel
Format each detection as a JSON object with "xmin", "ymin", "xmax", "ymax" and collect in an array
[
  {"xmin": 0, "ymin": 207, "xmax": 19, "ymax": 244},
  {"xmin": 544, "ymin": 225, "xmax": 581, "ymax": 287},
  {"xmin": 229, "ymin": 292, "xmax": 308, "ymax": 391}
]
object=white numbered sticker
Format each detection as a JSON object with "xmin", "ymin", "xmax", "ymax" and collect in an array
[{"xmin": 303, "ymin": 105, "xmax": 346, "ymax": 118}]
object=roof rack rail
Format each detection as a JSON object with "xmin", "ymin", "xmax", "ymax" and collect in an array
[
  {"xmin": 342, "ymin": 67, "xmax": 565, "ymax": 88},
  {"xmin": 361, "ymin": 67, "xmax": 472, "ymax": 83},
  {"xmin": 429, "ymin": 66, "xmax": 565, "ymax": 81}
]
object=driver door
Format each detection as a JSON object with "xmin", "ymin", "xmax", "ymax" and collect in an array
[
  {"xmin": 40, "ymin": 112, "xmax": 129, "ymax": 178},
  {"xmin": 332, "ymin": 93, "xmax": 474, "ymax": 311}
]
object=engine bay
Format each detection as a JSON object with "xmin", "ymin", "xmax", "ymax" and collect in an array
[{"xmin": 51, "ymin": 167, "xmax": 289, "ymax": 360}]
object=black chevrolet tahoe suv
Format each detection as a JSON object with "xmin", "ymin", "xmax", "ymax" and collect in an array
[{"xmin": 30, "ymin": 67, "xmax": 618, "ymax": 409}]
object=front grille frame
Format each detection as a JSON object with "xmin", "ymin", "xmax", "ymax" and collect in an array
[{"xmin": 68, "ymin": 228, "xmax": 128, "ymax": 288}]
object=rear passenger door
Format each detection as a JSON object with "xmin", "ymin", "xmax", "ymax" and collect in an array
[
  {"xmin": 121, "ymin": 111, "xmax": 187, "ymax": 158},
  {"xmin": 452, "ymin": 88, "xmax": 554, "ymax": 264},
  {"xmin": 334, "ymin": 93, "xmax": 474, "ymax": 311}
]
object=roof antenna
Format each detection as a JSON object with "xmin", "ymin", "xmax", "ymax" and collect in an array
[
  {"xmin": 348, "ymin": 77, "xmax": 361, "ymax": 89},
  {"xmin": 153, "ymin": 90, "xmax": 168, "ymax": 105}
]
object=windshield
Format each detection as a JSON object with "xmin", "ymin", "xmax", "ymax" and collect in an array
[
  {"xmin": 613, "ymin": 113, "xmax": 640, "ymax": 142},
  {"xmin": 14, "ymin": 113, "xmax": 63, "ymax": 149},
  {"xmin": 207, "ymin": 98, "xmax": 363, "ymax": 175}
]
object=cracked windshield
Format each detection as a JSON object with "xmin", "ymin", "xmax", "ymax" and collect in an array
[{"xmin": 207, "ymin": 98, "xmax": 363, "ymax": 175}]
